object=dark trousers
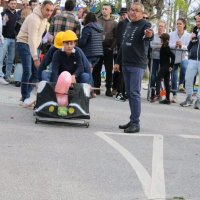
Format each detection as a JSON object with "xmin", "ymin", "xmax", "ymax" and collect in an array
[
  {"xmin": 112, "ymin": 64, "xmax": 125, "ymax": 94},
  {"xmin": 92, "ymin": 48, "xmax": 113, "ymax": 89},
  {"xmin": 122, "ymin": 66, "xmax": 144, "ymax": 125},
  {"xmin": 156, "ymin": 68, "xmax": 170, "ymax": 100}
]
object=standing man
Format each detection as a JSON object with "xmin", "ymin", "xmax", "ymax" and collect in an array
[
  {"xmin": 17, "ymin": 0, "xmax": 54, "ymax": 107},
  {"xmin": 118, "ymin": 7, "xmax": 128, "ymax": 21},
  {"xmin": 114, "ymin": 2, "xmax": 153, "ymax": 133},
  {"xmin": 29, "ymin": 0, "xmax": 39, "ymax": 11},
  {"xmin": 180, "ymin": 14, "xmax": 200, "ymax": 109},
  {"xmin": 0, "ymin": 0, "xmax": 18, "ymax": 84},
  {"xmin": 92, "ymin": 3, "xmax": 117, "ymax": 97},
  {"xmin": 48, "ymin": 0, "xmax": 80, "ymax": 39}
]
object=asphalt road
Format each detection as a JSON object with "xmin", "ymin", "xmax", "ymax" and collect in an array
[{"xmin": 0, "ymin": 83, "xmax": 199, "ymax": 200}]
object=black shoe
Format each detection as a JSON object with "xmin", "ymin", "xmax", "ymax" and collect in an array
[
  {"xmin": 119, "ymin": 122, "xmax": 130, "ymax": 129},
  {"xmin": 159, "ymin": 99, "xmax": 170, "ymax": 104},
  {"xmin": 15, "ymin": 81, "xmax": 21, "ymax": 87},
  {"xmin": 105, "ymin": 89, "xmax": 113, "ymax": 97},
  {"xmin": 124, "ymin": 124, "xmax": 140, "ymax": 133}
]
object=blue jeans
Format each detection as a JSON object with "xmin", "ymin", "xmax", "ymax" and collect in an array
[
  {"xmin": 14, "ymin": 63, "xmax": 23, "ymax": 82},
  {"xmin": 185, "ymin": 59, "xmax": 200, "ymax": 100},
  {"xmin": 77, "ymin": 72, "xmax": 91, "ymax": 84},
  {"xmin": 172, "ymin": 60, "xmax": 188, "ymax": 95},
  {"xmin": 17, "ymin": 42, "xmax": 38, "ymax": 101},
  {"xmin": 122, "ymin": 66, "xmax": 145, "ymax": 125},
  {"xmin": 0, "ymin": 38, "xmax": 15, "ymax": 78}
]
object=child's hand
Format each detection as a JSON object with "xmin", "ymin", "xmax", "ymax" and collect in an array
[
  {"xmin": 71, "ymin": 75, "xmax": 77, "ymax": 84},
  {"xmin": 169, "ymin": 67, "xmax": 172, "ymax": 72}
]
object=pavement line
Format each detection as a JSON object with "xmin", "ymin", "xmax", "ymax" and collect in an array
[
  {"xmin": 150, "ymin": 135, "xmax": 165, "ymax": 199},
  {"xmin": 179, "ymin": 135, "xmax": 200, "ymax": 139},
  {"xmin": 95, "ymin": 132, "xmax": 166, "ymax": 199},
  {"xmin": 99, "ymin": 131, "xmax": 159, "ymax": 137}
]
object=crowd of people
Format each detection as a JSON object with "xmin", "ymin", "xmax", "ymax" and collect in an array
[{"xmin": 0, "ymin": 0, "xmax": 199, "ymax": 133}]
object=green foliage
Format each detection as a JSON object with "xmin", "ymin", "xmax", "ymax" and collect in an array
[{"xmin": 174, "ymin": 0, "xmax": 188, "ymax": 13}]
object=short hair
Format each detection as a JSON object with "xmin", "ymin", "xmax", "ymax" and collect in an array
[
  {"xmin": 65, "ymin": 0, "xmax": 75, "ymax": 11},
  {"xmin": 194, "ymin": 12, "xmax": 200, "ymax": 20},
  {"xmin": 42, "ymin": 0, "xmax": 53, "ymax": 6},
  {"xmin": 29, "ymin": 0, "xmax": 38, "ymax": 6},
  {"xmin": 131, "ymin": 2, "xmax": 145, "ymax": 12},
  {"xmin": 8, "ymin": 0, "xmax": 17, "ymax": 3},
  {"xmin": 177, "ymin": 18, "xmax": 187, "ymax": 30},
  {"xmin": 84, "ymin": 12, "xmax": 97, "ymax": 25}
]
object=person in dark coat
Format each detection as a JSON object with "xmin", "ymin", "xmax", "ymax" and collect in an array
[
  {"xmin": 153, "ymin": 33, "xmax": 175, "ymax": 104},
  {"xmin": 79, "ymin": 12, "xmax": 103, "ymax": 68}
]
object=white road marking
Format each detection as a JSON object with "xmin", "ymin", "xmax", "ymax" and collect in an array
[
  {"xmin": 179, "ymin": 135, "xmax": 200, "ymax": 139},
  {"xmin": 95, "ymin": 131, "xmax": 165, "ymax": 199}
]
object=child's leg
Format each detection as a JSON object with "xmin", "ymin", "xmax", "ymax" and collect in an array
[
  {"xmin": 156, "ymin": 70, "xmax": 164, "ymax": 96},
  {"xmin": 164, "ymin": 71, "xmax": 170, "ymax": 100}
]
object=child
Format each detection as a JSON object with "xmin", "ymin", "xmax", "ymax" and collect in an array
[
  {"xmin": 51, "ymin": 30, "xmax": 90, "ymax": 84},
  {"xmin": 153, "ymin": 33, "xmax": 175, "ymax": 104}
]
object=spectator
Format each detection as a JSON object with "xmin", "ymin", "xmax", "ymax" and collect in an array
[
  {"xmin": 114, "ymin": 2, "xmax": 153, "ymax": 133},
  {"xmin": 48, "ymin": 0, "xmax": 80, "ymax": 39},
  {"xmin": 150, "ymin": 21, "xmax": 166, "ymax": 99},
  {"xmin": 0, "ymin": 0, "xmax": 19, "ymax": 84},
  {"xmin": 13, "ymin": 8, "xmax": 32, "ymax": 87},
  {"xmin": 118, "ymin": 7, "xmax": 128, "ymax": 21},
  {"xmin": 79, "ymin": 12, "xmax": 103, "ymax": 69},
  {"xmin": 180, "ymin": 14, "xmax": 200, "ymax": 109},
  {"xmin": 16, "ymin": 0, "xmax": 54, "ymax": 107},
  {"xmin": 92, "ymin": 3, "xmax": 117, "ymax": 97},
  {"xmin": 17, "ymin": 0, "xmax": 30, "ymax": 18},
  {"xmin": 153, "ymin": 33, "xmax": 175, "ymax": 104},
  {"xmin": 143, "ymin": 11, "xmax": 149, "ymax": 20},
  {"xmin": 0, "ymin": 12, "xmax": 5, "ymax": 84},
  {"xmin": 29, "ymin": 0, "xmax": 38, "ymax": 11},
  {"xmin": 169, "ymin": 18, "xmax": 190, "ymax": 103}
]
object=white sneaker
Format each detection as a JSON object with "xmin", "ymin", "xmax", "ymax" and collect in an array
[
  {"xmin": 171, "ymin": 95, "xmax": 177, "ymax": 103},
  {"xmin": 21, "ymin": 96, "xmax": 36, "ymax": 108},
  {"xmin": 0, "ymin": 77, "xmax": 9, "ymax": 85}
]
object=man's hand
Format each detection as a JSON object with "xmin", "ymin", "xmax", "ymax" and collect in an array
[
  {"xmin": 34, "ymin": 60, "xmax": 40, "ymax": 69},
  {"xmin": 71, "ymin": 75, "xmax": 77, "ymax": 84},
  {"xmin": 113, "ymin": 64, "xmax": 120, "ymax": 72},
  {"xmin": 144, "ymin": 28, "xmax": 153, "ymax": 38}
]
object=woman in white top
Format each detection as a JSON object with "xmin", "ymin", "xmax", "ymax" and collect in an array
[{"xmin": 169, "ymin": 18, "xmax": 190, "ymax": 102}]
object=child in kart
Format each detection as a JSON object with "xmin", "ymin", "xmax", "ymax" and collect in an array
[{"xmin": 50, "ymin": 30, "xmax": 90, "ymax": 84}]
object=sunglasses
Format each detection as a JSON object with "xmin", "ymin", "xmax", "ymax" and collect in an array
[{"xmin": 143, "ymin": 17, "xmax": 149, "ymax": 20}]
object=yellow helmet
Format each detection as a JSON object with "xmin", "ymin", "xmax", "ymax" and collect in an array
[
  {"xmin": 62, "ymin": 30, "xmax": 78, "ymax": 42},
  {"xmin": 54, "ymin": 31, "xmax": 65, "ymax": 49}
]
